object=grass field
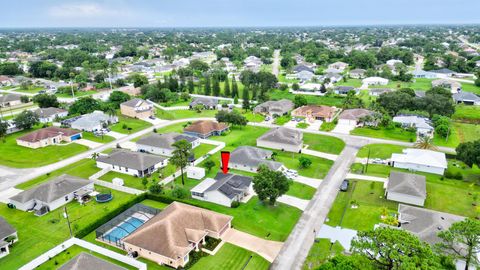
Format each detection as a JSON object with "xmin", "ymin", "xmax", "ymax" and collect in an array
[
  {"xmin": 303, "ymin": 133, "xmax": 345, "ymax": 154},
  {"xmin": 110, "ymin": 115, "xmax": 152, "ymax": 134},
  {"xmin": 273, "ymin": 114, "xmax": 291, "ymax": 125},
  {"xmin": 0, "ymin": 128, "xmax": 89, "ymax": 168},
  {"xmin": 269, "ymin": 90, "xmax": 345, "ymax": 107},
  {"xmin": 0, "ymin": 188, "xmax": 137, "ymax": 270},
  {"xmin": 335, "ymin": 78, "xmax": 362, "ymax": 87},
  {"xmin": 55, "ymin": 90, "xmax": 97, "ymax": 98},
  {"xmin": 81, "ymin": 132, "xmax": 115, "ymax": 143},
  {"xmin": 303, "ymin": 239, "xmax": 344, "ymax": 270},
  {"xmin": 453, "ymin": 122, "xmax": 480, "ymax": 143},
  {"xmin": 155, "ymin": 109, "xmax": 218, "ymax": 120},
  {"xmin": 357, "ymin": 144, "xmax": 406, "ymax": 159},
  {"xmin": 275, "ymin": 151, "xmax": 333, "ymax": 179},
  {"xmin": 351, "ymin": 127, "xmax": 417, "ymax": 142},
  {"xmin": 287, "ymin": 181, "xmax": 316, "ymax": 200},
  {"xmin": 243, "ymin": 111, "xmax": 265, "ymax": 122},
  {"xmin": 452, "ymin": 105, "xmax": 480, "ymax": 123}
]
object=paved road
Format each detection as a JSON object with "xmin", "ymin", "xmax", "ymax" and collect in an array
[
  {"xmin": 271, "ymin": 138, "xmax": 367, "ymax": 270},
  {"xmin": 272, "ymin": 49, "xmax": 281, "ymax": 78}
]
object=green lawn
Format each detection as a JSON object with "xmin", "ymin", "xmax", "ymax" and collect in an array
[
  {"xmin": 210, "ymin": 125, "xmax": 270, "ymax": 149},
  {"xmin": 461, "ymin": 82, "xmax": 480, "ymax": 95},
  {"xmin": 243, "ymin": 111, "xmax": 265, "ymax": 122},
  {"xmin": 55, "ymin": 90, "xmax": 97, "ymax": 98},
  {"xmin": 0, "ymin": 188, "xmax": 137, "ymax": 269},
  {"xmin": 155, "ymin": 109, "xmax": 218, "ymax": 120},
  {"xmin": 303, "ymin": 239, "xmax": 344, "ymax": 270},
  {"xmin": 296, "ymin": 122, "xmax": 309, "ymax": 129},
  {"xmin": 335, "ymin": 78, "xmax": 362, "ymax": 87},
  {"xmin": 287, "ymin": 181, "xmax": 316, "ymax": 200},
  {"xmin": 453, "ymin": 122, "xmax": 480, "ymax": 143},
  {"xmin": 193, "ymin": 143, "xmax": 216, "ymax": 158},
  {"xmin": 319, "ymin": 121, "xmax": 336, "ymax": 132},
  {"xmin": 351, "ymin": 127, "xmax": 417, "ymax": 142},
  {"xmin": 303, "ymin": 133, "xmax": 345, "ymax": 154},
  {"xmin": 15, "ymin": 86, "xmax": 45, "ymax": 94},
  {"xmin": 273, "ymin": 114, "xmax": 291, "ymax": 125},
  {"xmin": 81, "ymin": 132, "xmax": 115, "ymax": 143},
  {"xmin": 110, "ymin": 115, "xmax": 152, "ymax": 134},
  {"xmin": 0, "ymin": 128, "xmax": 89, "ymax": 168},
  {"xmin": 159, "ymin": 99, "xmax": 191, "ymax": 107},
  {"xmin": 99, "ymin": 171, "xmax": 148, "ymax": 190},
  {"xmin": 278, "ymin": 73, "xmax": 300, "ymax": 83},
  {"xmin": 432, "ymin": 125, "xmax": 460, "ymax": 148},
  {"xmin": 275, "ymin": 151, "xmax": 333, "ymax": 179},
  {"xmin": 191, "ymin": 243, "xmax": 269, "ymax": 270},
  {"xmin": 35, "ymin": 245, "xmax": 135, "ymax": 270},
  {"xmin": 452, "ymin": 105, "xmax": 480, "ymax": 123},
  {"xmin": 357, "ymin": 144, "xmax": 406, "ymax": 159},
  {"xmin": 368, "ymin": 78, "xmax": 434, "ymax": 91},
  {"xmin": 269, "ymin": 90, "xmax": 345, "ymax": 107}
]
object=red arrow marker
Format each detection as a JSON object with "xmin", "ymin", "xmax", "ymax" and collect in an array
[{"xmin": 221, "ymin": 151, "xmax": 230, "ymax": 174}]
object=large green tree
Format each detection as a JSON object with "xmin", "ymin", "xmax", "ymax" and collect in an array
[
  {"xmin": 253, "ymin": 165, "xmax": 289, "ymax": 205},
  {"xmin": 0, "ymin": 119, "xmax": 8, "ymax": 142},
  {"xmin": 14, "ymin": 110, "xmax": 39, "ymax": 130},
  {"xmin": 170, "ymin": 139, "xmax": 193, "ymax": 186},
  {"xmin": 68, "ymin": 97, "xmax": 102, "ymax": 115},
  {"xmin": 32, "ymin": 94, "xmax": 59, "ymax": 108},
  {"xmin": 108, "ymin": 91, "xmax": 130, "ymax": 108},
  {"xmin": 455, "ymin": 140, "xmax": 480, "ymax": 168}
]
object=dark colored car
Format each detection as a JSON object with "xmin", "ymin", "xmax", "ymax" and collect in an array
[{"xmin": 340, "ymin": 179, "xmax": 349, "ymax": 191}]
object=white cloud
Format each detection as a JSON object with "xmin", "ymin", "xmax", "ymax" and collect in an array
[{"xmin": 48, "ymin": 2, "xmax": 130, "ymax": 19}]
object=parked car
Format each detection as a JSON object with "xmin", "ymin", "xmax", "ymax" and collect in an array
[{"xmin": 340, "ymin": 179, "xmax": 349, "ymax": 191}]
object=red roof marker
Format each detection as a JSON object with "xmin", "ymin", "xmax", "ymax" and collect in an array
[{"xmin": 221, "ymin": 151, "xmax": 230, "ymax": 174}]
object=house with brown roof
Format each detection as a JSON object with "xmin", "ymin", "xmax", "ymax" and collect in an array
[
  {"xmin": 16, "ymin": 127, "xmax": 82, "ymax": 149},
  {"xmin": 123, "ymin": 202, "xmax": 232, "ymax": 269},
  {"xmin": 183, "ymin": 120, "xmax": 229, "ymax": 139},
  {"xmin": 291, "ymin": 105, "xmax": 337, "ymax": 122}
]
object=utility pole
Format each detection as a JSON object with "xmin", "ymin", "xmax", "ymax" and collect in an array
[
  {"xmin": 63, "ymin": 206, "xmax": 73, "ymax": 238},
  {"xmin": 365, "ymin": 146, "xmax": 371, "ymax": 174}
]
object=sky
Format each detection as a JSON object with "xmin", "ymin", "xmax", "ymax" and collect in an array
[{"xmin": 1, "ymin": 0, "xmax": 480, "ymax": 28}]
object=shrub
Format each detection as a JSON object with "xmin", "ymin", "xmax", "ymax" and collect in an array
[
  {"xmin": 171, "ymin": 186, "xmax": 189, "ymax": 199},
  {"xmin": 231, "ymin": 201, "xmax": 240, "ymax": 208},
  {"xmin": 122, "ymin": 124, "xmax": 128, "ymax": 129}
]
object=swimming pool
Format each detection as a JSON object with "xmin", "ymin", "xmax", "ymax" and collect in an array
[{"xmin": 104, "ymin": 217, "xmax": 145, "ymax": 243}]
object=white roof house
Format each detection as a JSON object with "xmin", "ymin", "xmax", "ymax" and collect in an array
[
  {"xmin": 391, "ymin": 149, "xmax": 448, "ymax": 175},
  {"xmin": 386, "ymin": 59, "xmax": 403, "ymax": 66},
  {"xmin": 362, "ymin": 77, "xmax": 389, "ymax": 86},
  {"xmin": 392, "ymin": 115, "xmax": 434, "ymax": 137},
  {"xmin": 70, "ymin": 111, "xmax": 118, "ymax": 132}
]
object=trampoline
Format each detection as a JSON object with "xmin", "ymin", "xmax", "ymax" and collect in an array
[{"xmin": 96, "ymin": 193, "xmax": 113, "ymax": 203}]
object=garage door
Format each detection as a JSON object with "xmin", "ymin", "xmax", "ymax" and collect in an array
[{"xmin": 70, "ymin": 134, "xmax": 82, "ymax": 141}]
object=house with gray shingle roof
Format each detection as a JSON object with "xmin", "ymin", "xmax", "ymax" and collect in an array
[
  {"xmin": 453, "ymin": 91, "xmax": 480, "ymax": 105},
  {"xmin": 0, "ymin": 94, "xmax": 22, "ymax": 107},
  {"xmin": 59, "ymin": 252, "xmax": 126, "ymax": 270},
  {"xmin": 189, "ymin": 97, "xmax": 218, "ymax": 110},
  {"xmin": 257, "ymin": 127, "xmax": 303, "ymax": 153},
  {"xmin": 253, "ymin": 99, "xmax": 294, "ymax": 116},
  {"xmin": 34, "ymin": 107, "xmax": 68, "ymax": 123},
  {"xmin": 229, "ymin": 146, "xmax": 284, "ymax": 173},
  {"xmin": 136, "ymin": 132, "xmax": 200, "ymax": 157},
  {"xmin": 190, "ymin": 173, "xmax": 253, "ymax": 207},
  {"xmin": 70, "ymin": 111, "xmax": 118, "ymax": 132},
  {"xmin": 9, "ymin": 175, "xmax": 94, "ymax": 215},
  {"xmin": 0, "ymin": 217, "xmax": 17, "ymax": 259},
  {"xmin": 398, "ymin": 204, "xmax": 464, "ymax": 244},
  {"xmin": 385, "ymin": 171, "xmax": 426, "ymax": 206},
  {"xmin": 96, "ymin": 149, "xmax": 167, "ymax": 177}
]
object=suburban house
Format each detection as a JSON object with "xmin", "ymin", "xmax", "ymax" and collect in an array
[
  {"xmin": 412, "ymin": 70, "xmax": 437, "ymax": 79},
  {"xmin": 432, "ymin": 79, "xmax": 461, "ymax": 93},
  {"xmin": 299, "ymin": 83, "xmax": 323, "ymax": 92},
  {"xmin": 6, "ymin": 120, "xmax": 22, "ymax": 134},
  {"xmin": 291, "ymin": 105, "xmax": 337, "ymax": 122},
  {"xmin": 323, "ymin": 73, "xmax": 343, "ymax": 83},
  {"xmin": 123, "ymin": 202, "xmax": 232, "ymax": 269},
  {"xmin": 0, "ymin": 94, "xmax": 22, "ymax": 107},
  {"xmin": 118, "ymin": 85, "xmax": 141, "ymax": 96},
  {"xmin": 136, "ymin": 132, "xmax": 200, "ymax": 157},
  {"xmin": 452, "ymin": 91, "xmax": 480, "ymax": 105},
  {"xmin": 58, "ymin": 253, "xmax": 126, "ymax": 270},
  {"xmin": 0, "ymin": 75, "xmax": 15, "ymax": 86},
  {"xmin": 16, "ymin": 127, "xmax": 82, "ymax": 149},
  {"xmin": 392, "ymin": 115, "xmax": 434, "ymax": 137},
  {"xmin": 338, "ymin": 108, "xmax": 375, "ymax": 126},
  {"xmin": 183, "ymin": 120, "xmax": 229, "ymax": 139},
  {"xmin": 293, "ymin": 64, "xmax": 314, "ymax": 74},
  {"xmin": 257, "ymin": 127, "xmax": 303, "ymax": 153},
  {"xmin": 34, "ymin": 107, "xmax": 68, "ymax": 123},
  {"xmin": 189, "ymin": 97, "xmax": 218, "ymax": 110},
  {"xmin": 391, "ymin": 149, "xmax": 448, "ymax": 175},
  {"xmin": 369, "ymin": 88, "xmax": 393, "ymax": 96},
  {"xmin": 386, "ymin": 59, "xmax": 403, "ymax": 67},
  {"xmin": 253, "ymin": 99, "xmax": 294, "ymax": 116},
  {"xmin": 295, "ymin": 70, "xmax": 315, "ymax": 82},
  {"xmin": 9, "ymin": 174, "xmax": 94, "ymax": 215},
  {"xmin": 430, "ymin": 68, "xmax": 457, "ymax": 77},
  {"xmin": 229, "ymin": 146, "xmax": 284, "ymax": 172},
  {"xmin": 397, "ymin": 204, "xmax": 464, "ymax": 244},
  {"xmin": 190, "ymin": 173, "xmax": 253, "ymax": 207},
  {"xmin": 333, "ymin": 86, "xmax": 356, "ymax": 95},
  {"xmin": 328, "ymin": 61, "xmax": 349, "ymax": 71},
  {"xmin": 0, "ymin": 217, "xmax": 17, "ymax": 259},
  {"xmin": 120, "ymin": 98, "xmax": 155, "ymax": 119},
  {"xmin": 70, "ymin": 111, "xmax": 118, "ymax": 132},
  {"xmin": 96, "ymin": 149, "xmax": 167, "ymax": 177},
  {"xmin": 385, "ymin": 171, "xmax": 427, "ymax": 206},
  {"xmin": 362, "ymin": 77, "xmax": 389, "ymax": 86},
  {"xmin": 349, "ymin": 69, "xmax": 366, "ymax": 79}
]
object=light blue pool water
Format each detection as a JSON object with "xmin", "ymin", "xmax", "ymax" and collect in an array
[{"xmin": 104, "ymin": 217, "xmax": 145, "ymax": 242}]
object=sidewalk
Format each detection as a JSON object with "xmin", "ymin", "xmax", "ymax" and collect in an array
[
  {"xmin": 346, "ymin": 173, "xmax": 387, "ymax": 182},
  {"xmin": 302, "ymin": 148, "xmax": 338, "ymax": 161}
]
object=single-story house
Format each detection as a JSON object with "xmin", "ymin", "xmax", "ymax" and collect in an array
[
  {"xmin": 385, "ymin": 171, "xmax": 426, "ymax": 206},
  {"xmin": 386, "ymin": 59, "xmax": 403, "ymax": 67},
  {"xmin": 34, "ymin": 107, "xmax": 68, "ymax": 123},
  {"xmin": 397, "ymin": 204, "xmax": 464, "ymax": 244},
  {"xmin": 333, "ymin": 86, "xmax": 356, "ymax": 95},
  {"xmin": 412, "ymin": 70, "xmax": 437, "ymax": 79},
  {"xmin": 16, "ymin": 127, "xmax": 82, "ymax": 149},
  {"xmin": 432, "ymin": 79, "xmax": 461, "ymax": 93},
  {"xmin": 257, "ymin": 127, "xmax": 303, "ymax": 153},
  {"xmin": 253, "ymin": 99, "xmax": 294, "ymax": 116},
  {"xmin": 299, "ymin": 83, "xmax": 322, "ymax": 92},
  {"xmin": 452, "ymin": 91, "xmax": 480, "ymax": 105},
  {"xmin": 117, "ymin": 85, "xmax": 141, "ymax": 96},
  {"xmin": 349, "ymin": 69, "xmax": 366, "ymax": 79},
  {"xmin": 323, "ymin": 73, "xmax": 343, "ymax": 83},
  {"xmin": 136, "ymin": 132, "xmax": 200, "ymax": 157},
  {"xmin": 293, "ymin": 65, "xmax": 314, "ymax": 74},
  {"xmin": 191, "ymin": 173, "xmax": 253, "ymax": 207},
  {"xmin": 58, "ymin": 252, "xmax": 127, "ymax": 270},
  {"xmin": 295, "ymin": 70, "xmax": 315, "ymax": 82},
  {"xmin": 9, "ymin": 174, "xmax": 94, "ymax": 215},
  {"xmin": 391, "ymin": 149, "xmax": 447, "ymax": 175},
  {"xmin": 183, "ymin": 120, "xmax": 229, "ymax": 139},
  {"xmin": 392, "ymin": 115, "xmax": 434, "ymax": 137},
  {"xmin": 0, "ymin": 217, "xmax": 17, "ymax": 259},
  {"xmin": 123, "ymin": 202, "xmax": 232, "ymax": 269},
  {"xmin": 189, "ymin": 97, "xmax": 218, "ymax": 110},
  {"xmin": 338, "ymin": 108, "xmax": 375, "ymax": 126},
  {"xmin": 362, "ymin": 77, "xmax": 389, "ymax": 86},
  {"xmin": 70, "ymin": 111, "xmax": 118, "ymax": 132},
  {"xmin": 6, "ymin": 120, "xmax": 22, "ymax": 134},
  {"xmin": 229, "ymin": 146, "xmax": 284, "ymax": 172},
  {"xmin": 328, "ymin": 61, "xmax": 349, "ymax": 71},
  {"xmin": 430, "ymin": 68, "xmax": 457, "ymax": 77},
  {"xmin": 324, "ymin": 68, "xmax": 342, "ymax": 74},
  {"xmin": 0, "ymin": 75, "xmax": 15, "ymax": 86},
  {"xmin": 0, "ymin": 94, "xmax": 22, "ymax": 108},
  {"xmin": 291, "ymin": 105, "xmax": 336, "ymax": 122},
  {"xmin": 96, "ymin": 149, "xmax": 167, "ymax": 177},
  {"xmin": 120, "ymin": 98, "xmax": 154, "ymax": 119},
  {"xmin": 369, "ymin": 88, "xmax": 393, "ymax": 96}
]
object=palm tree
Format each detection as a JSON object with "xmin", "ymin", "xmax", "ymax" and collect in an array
[
  {"xmin": 413, "ymin": 136, "xmax": 438, "ymax": 150},
  {"xmin": 91, "ymin": 152, "xmax": 99, "ymax": 160},
  {"xmin": 170, "ymin": 140, "xmax": 193, "ymax": 185}
]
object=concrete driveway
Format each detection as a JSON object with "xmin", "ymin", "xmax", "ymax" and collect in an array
[
  {"xmin": 302, "ymin": 149, "xmax": 338, "ymax": 161},
  {"xmin": 332, "ymin": 123, "xmax": 355, "ymax": 134},
  {"xmin": 222, "ymin": 228, "xmax": 283, "ymax": 262},
  {"xmin": 106, "ymin": 131, "xmax": 127, "ymax": 139},
  {"xmin": 306, "ymin": 120, "xmax": 322, "ymax": 131},
  {"xmin": 277, "ymin": 195, "xmax": 309, "ymax": 211},
  {"xmin": 294, "ymin": 176, "xmax": 321, "ymax": 188},
  {"xmin": 73, "ymin": 139, "xmax": 103, "ymax": 149}
]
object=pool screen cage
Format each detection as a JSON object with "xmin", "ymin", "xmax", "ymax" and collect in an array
[{"xmin": 96, "ymin": 203, "xmax": 159, "ymax": 248}]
